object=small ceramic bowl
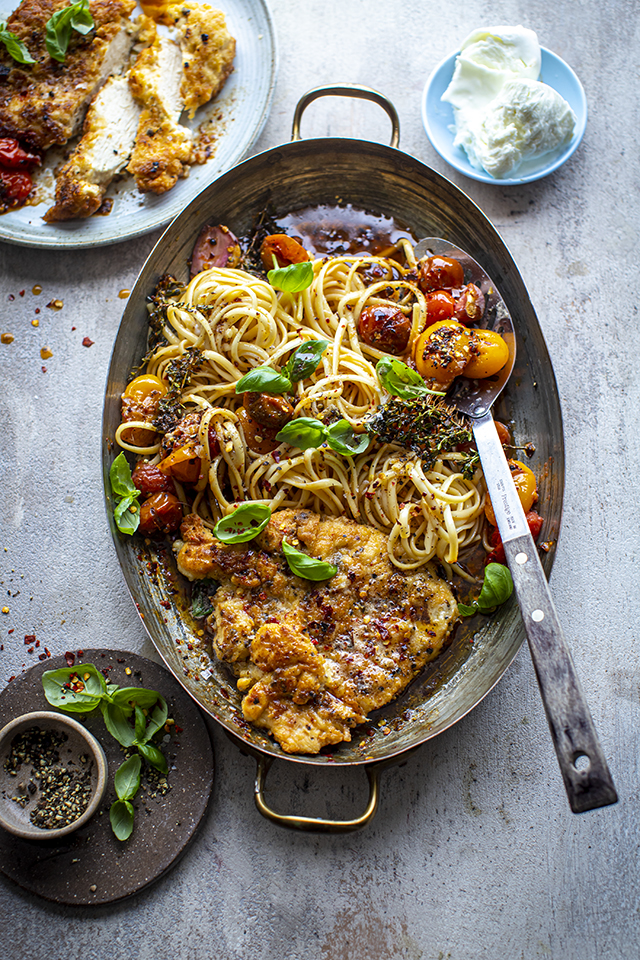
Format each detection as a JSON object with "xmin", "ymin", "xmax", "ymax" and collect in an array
[
  {"xmin": 0, "ymin": 711, "xmax": 107, "ymax": 840},
  {"xmin": 422, "ymin": 47, "xmax": 588, "ymax": 185}
]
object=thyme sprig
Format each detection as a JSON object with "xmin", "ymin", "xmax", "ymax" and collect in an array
[{"xmin": 153, "ymin": 348, "xmax": 204, "ymax": 434}]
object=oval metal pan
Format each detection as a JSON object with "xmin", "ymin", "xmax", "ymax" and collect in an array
[{"xmin": 102, "ymin": 138, "xmax": 564, "ymax": 767}]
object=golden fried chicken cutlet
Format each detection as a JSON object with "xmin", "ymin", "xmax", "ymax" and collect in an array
[{"xmin": 177, "ymin": 509, "xmax": 458, "ymax": 754}]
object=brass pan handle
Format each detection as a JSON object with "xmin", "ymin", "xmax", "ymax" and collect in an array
[
  {"xmin": 291, "ymin": 83, "xmax": 400, "ymax": 148},
  {"xmin": 254, "ymin": 755, "xmax": 380, "ymax": 832}
]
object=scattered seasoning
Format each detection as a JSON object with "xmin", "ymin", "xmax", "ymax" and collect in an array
[
  {"xmin": 34, "ymin": 308, "xmax": 40, "ymax": 315},
  {"xmin": 31, "ymin": 318, "xmax": 39, "ymax": 326},
  {"xmin": 118, "ymin": 289, "xmax": 130, "ymax": 299},
  {"xmin": 32, "ymin": 285, "xmax": 42, "ymax": 295},
  {"xmin": 82, "ymin": 337, "xmax": 94, "ymax": 348},
  {"xmin": 19, "ymin": 290, "xmax": 25, "ymax": 297},
  {"xmin": 46, "ymin": 299, "xmax": 63, "ymax": 311},
  {"xmin": 40, "ymin": 347, "xmax": 53, "ymax": 360},
  {"xmin": 4, "ymin": 727, "xmax": 94, "ymax": 829},
  {"xmin": 1, "ymin": 607, "xmax": 8, "ymax": 614},
  {"xmin": 41, "ymin": 366, "xmax": 47, "ymax": 373},
  {"xmin": 8, "ymin": 294, "xmax": 14, "ymax": 302},
  {"xmin": 1, "ymin": 333, "xmax": 14, "ymax": 344}
]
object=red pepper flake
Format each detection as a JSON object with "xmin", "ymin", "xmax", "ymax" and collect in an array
[
  {"xmin": 34, "ymin": 308, "xmax": 40, "ymax": 314},
  {"xmin": 38, "ymin": 653, "xmax": 47, "ymax": 661},
  {"xmin": 71, "ymin": 326, "xmax": 76, "ymax": 331},
  {"xmin": 44, "ymin": 647, "xmax": 51, "ymax": 657},
  {"xmin": 175, "ymin": 725, "xmax": 183, "ymax": 733},
  {"xmin": 8, "ymin": 675, "xmax": 15, "ymax": 682},
  {"xmin": 77, "ymin": 648, "xmax": 84, "ymax": 656},
  {"xmin": 82, "ymin": 337, "xmax": 94, "ymax": 347},
  {"xmin": 24, "ymin": 634, "xmax": 35, "ymax": 645},
  {"xmin": 28, "ymin": 646, "xmax": 34, "ymax": 653},
  {"xmin": 7, "ymin": 630, "xmax": 13, "ymax": 635},
  {"xmin": 64, "ymin": 651, "xmax": 75, "ymax": 667},
  {"xmin": 35, "ymin": 639, "xmax": 40, "ymax": 647},
  {"xmin": 160, "ymin": 600, "xmax": 171, "ymax": 609},
  {"xmin": 19, "ymin": 290, "xmax": 25, "ymax": 297},
  {"xmin": 41, "ymin": 366, "xmax": 47, "ymax": 373}
]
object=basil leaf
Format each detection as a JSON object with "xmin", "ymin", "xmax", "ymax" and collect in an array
[
  {"xmin": 100, "ymin": 700, "xmax": 136, "ymax": 747},
  {"xmin": 110, "ymin": 452, "xmax": 138, "ymax": 498},
  {"xmin": 276, "ymin": 417, "xmax": 326, "ymax": 451},
  {"xmin": 114, "ymin": 755, "xmax": 141, "ymax": 802},
  {"xmin": 376, "ymin": 357, "xmax": 446, "ymax": 400},
  {"xmin": 282, "ymin": 538, "xmax": 337, "ymax": 581},
  {"xmin": 45, "ymin": 0, "xmax": 94, "ymax": 63},
  {"xmin": 110, "ymin": 687, "xmax": 160, "ymax": 711},
  {"xmin": 282, "ymin": 339, "xmax": 328, "ymax": 383},
  {"xmin": 114, "ymin": 494, "xmax": 140, "ymax": 535},
  {"xmin": 325, "ymin": 420, "xmax": 370, "ymax": 457},
  {"xmin": 134, "ymin": 705, "xmax": 147, "ymax": 743},
  {"xmin": 477, "ymin": 562, "xmax": 514, "ymax": 613},
  {"xmin": 268, "ymin": 260, "xmax": 314, "ymax": 293},
  {"xmin": 0, "ymin": 21, "xmax": 36, "ymax": 63},
  {"xmin": 191, "ymin": 579, "xmax": 217, "ymax": 619},
  {"xmin": 214, "ymin": 502, "xmax": 272, "ymax": 543},
  {"xmin": 235, "ymin": 367, "xmax": 292, "ymax": 395},
  {"xmin": 42, "ymin": 664, "xmax": 106, "ymax": 712},
  {"xmin": 110, "ymin": 799, "xmax": 135, "ymax": 841},
  {"xmin": 138, "ymin": 742, "xmax": 168, "ymax": 775},
  {"xmin": 144, "ymin": 696, "xmax": 168, "ymax": 741},
  {"xmin": 457, "ymin": 602, "xmax": 478, "ymax": 617}
]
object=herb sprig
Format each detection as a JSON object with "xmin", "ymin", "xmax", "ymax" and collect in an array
[
  {"xmin": 45, "ymin": 0, "xmax": 94, "ymax": 62},
  {"xmin": 458, "ymin": 563, "xmax": 514, "ymax": 617},
  {"xmin": 235, "ymin": 339, "xmax": 328, "ymax": 396},
  {"xmin": 0, "ymin": 21, "xmax": 35, "ymax": 63},
  {"xmin": 42, "ymin": 663, "xmax": 170, "ymax": 841},
  {"xmin": 276, "ymin": 417, "xmax": 369, "ymax": 457},
  {"xmin": 109, "ymin": 452, "xmax": 141, "ymax": 535}
]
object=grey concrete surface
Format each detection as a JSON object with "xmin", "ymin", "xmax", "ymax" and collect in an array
[{"xmin": 1, "ymin": 0, "xmax": 638, "ymax": 957}]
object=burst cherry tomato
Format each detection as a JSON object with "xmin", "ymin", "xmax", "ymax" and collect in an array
[
  {"xmin": 0, "ymin": 139, "xmax": 41, "ymax": 170},
  {"xmin": 454, "ymin": 283, "xmax": 485, "ymax": 324},
  {"xmin": 132, "ymin": 462, "xmax": 176, "ymax": 495},
  {"xmin": 465, "ymin": 329, "xmax": 510, "ymax": 379},
  {"xmin": 425, "ymin": 290, "xmax": 456, "ymax": 326},
  {"xmin": 358, "ymin": 305, "xmax": 411, "ymax": 354},
  {"xmin": 158, "ymin": 444, "xmax": 202, "ymax": 484},
  {"xmin": 0, "ymin": 168, "xmax": 33, "ymax": 205},
  {"xmin": 260, "ymin": 234, "xmax": 309, "ymax": 270},
  {"xmin": 486, "ymin": 510, "xmax": 544, "ymax": 564},
  {"xmin": 413, "ymin": 320, "xmax": 470, "ymax": 386},
  {"xmin": 138, "ymin": 492, "xmax": 183, "ymax": 536},
  {"xmin": 123, "ymin": 374, "xmax": 167, "ymax": 401},
  {"xmin": 236, "ymin": 407, "xmax": 280, "ymax": 454},
  {"xmin": 418, "ymin": 255, "xmax": 464, "ymax": 293},
  {"xmin": 485, "ymin": 460, "xmax": 537, "ymax": 526}
]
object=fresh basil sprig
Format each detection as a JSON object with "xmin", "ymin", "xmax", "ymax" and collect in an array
[
  {"xmin": 0, "ymin": 21, "xmax": 35, "ymax": 63},
  {"xmin": 110, "ymin": 452, "xmax": 141, "ymax": 535},
  {"xmin": 235, "ymin": 339, "xmax": 328, "ymax": 396},
  {"xmin": 282, "ymin": 538, "xmax": 337, "ymax": 581},
  {"xmin": 376, "ymin": 357, "xmax": 446, "ymax": 400},
  {"xmin": 45, "ymin": 0, "xmax": 94, "ymax": 63},
  {"xmin": 214, "ymin": 502, "xmax": 272, "ymax": 544},
  {"xmin": 268, "ymin": 259, "xmax": 314, "ymax": 293},
  {"xmin": 42, "ymin": 663, "xmax": 171, "ymax": 840},
  {"xmin": 458, "ymin": 562, "xmax": 514, "ymax": 617},
  {"xmin": 276, "ymin": 417, "xmax": 369, "ymax": 457}
]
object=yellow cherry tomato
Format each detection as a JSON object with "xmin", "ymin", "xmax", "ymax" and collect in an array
[
  {"xmin": 465, "ymin": 329, "xmax": 509, "ymax": 379},
  {"xmin": 123, "ymin": 374, "xmax": 167, "ymax": 401},
  {"xmin": 485, "ymin": 459, "xmax": 538, "ymax": 526},
  {"xmin": 413, "ymin": 320, "xmax": 471, "ymax": 387}
]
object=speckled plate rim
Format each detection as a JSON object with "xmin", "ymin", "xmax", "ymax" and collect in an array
[
  {"xmin": 421, "ymin": 46, "xmax": 588, "ymax": 185},
  {"xmin": 0, "ymin": 0, "xmax": 278, "ymax": 249}
]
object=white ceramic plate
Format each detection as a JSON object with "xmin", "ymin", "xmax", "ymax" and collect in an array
[
  {"xmin": 422, "ymin": 47, "xmax": 587, "ymax": 185},
  {"xmin": 0, "ymin": 0, "xmax": 277, "ymax": 247}
]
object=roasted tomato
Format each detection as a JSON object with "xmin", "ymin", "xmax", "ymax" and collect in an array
[
  {"xmin": 158, "ymin": 444, "xmax": 202, "ymax": 484},
  {"xmin": 236, "ymin": 407, "xmax": 280, "ymax": 454},
  {"xmin": 207, "ymin": 423, "xmax": 221, "ymax": 458},
  {"xmin": 0, "ymin": 139, "xmax": 41, "ymax": 169},
  {"xmin": 138, "ymin": 492, "xmax": 183, "ymax": 536},
  {"xmin": 260, "ymin": 234, "xmax": 309, "ymax": 270},
  {"xmin": 413, "ymin": 320, "xmax": 470, "ymax": 387},
  {"xmin": 132, "ymin": 462, "xmax": 176, "ymax": 495},
  {"xmin": 160, "ymin": 411, "xmax": 202, "ymax": 458},
  {"xmin": 357, "ymin": 305, "xmax": 411, "ymax": 355},
  {"xmin": 243, "ymin": 392, "xmax": 294, "ymax": 430},
  {"xmin": 120, "ymin": 375, "xmax": 167, "ymax": 447},
  {"xmin": 425, "ymin": 290, "xmax": 456, "ymax": 326},
  {"xmin": 494, "ymin": 421, "xmax": 512, "ymax": 446},
  {"xmin": 465, "ymin": 329, "xmax": 510, "ymax": 379},
  {"xmin": 485, "ymin": 459, "xmax": 538, "ymax": 526},
  {"xmin": 454, "ymin": 283, "xmax": 485, "ymax": 325},
  {"xmin": 486, "ymin": 510, "xmax": 544, "ymax": 565},
  {"xmin": 418, "ymin": 255, "xmax": 464, "ymax": 293},
  {"xmin": 190, "ymin": 224, "xmax": 241, "ymax": 277}
]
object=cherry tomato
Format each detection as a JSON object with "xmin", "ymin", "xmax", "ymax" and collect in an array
[
  {"xmin": 123, "ymin": 374, "xmax": 167, "ymax": 401},
  {"xmin": 485, "ymin": 460, "xmax": 537, "ymax": 526},
  {"xmin": 418, "ymin": 255, "xmax": 464, "ymax": 293},
  {"xmin": 413, "ymin": 320, "xmax": 470, "ymax": 387},
  {"xmin": 260, "ymin": 234, "xmax": 309, "ymax": 271},
  {"xmin": 0, "ymin": 167, "xmax": 33, "ymax": 205},
  {"xmin": 158, "ymin": 443, "xmax": 202, "ymax": 484},
  {"xmin": 243, "ymin": 391, "xmax": 294, "ymax": 430},
  {"xmin": 494, "ymin": 421, "xmax": 512, "ymax": 446},
  {"xmin": 454, "ymin": 283, "xmax": 485, "ymax": 325},
  {"xmin": 465, "ymin": 329, "xmax": 510, "ymax": 379},
  {"xmin": 486, "ymin": 510, "xmax": 543, "ymax": 565},
  {"xmin": 237, "ymin": 407, "xmax": 280, "ymax": 454},
  {"xmin": 0, "ymin": 139, "xmax": 41, "ymax": 170},
  {"xmin": 139, "ymin": 492, "xmax": 183, "ymax": 536},
  {"xmin": 425, "ymin": 290, "xmax": 456, "ymax": 326},
  {"xmin": 357, "ymin": 305, "xmax": 411, "ymax": 355},
  {"xmin": 132, "ymin": 462, "xmax": 176, "ymax": 495}
]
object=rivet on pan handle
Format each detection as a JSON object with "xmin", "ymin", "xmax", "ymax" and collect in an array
[
  {"xmin": 291, "ymin": 83, "xmax": 400, "ymax": 148},
  {"xmin": 254, "ymin": 755, "xmax": 380, "ymax": 832}
]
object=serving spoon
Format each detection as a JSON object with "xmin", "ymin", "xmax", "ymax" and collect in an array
[{"xmin": 414, "ymin": 238, "xmax": 617, "ymax": 813}]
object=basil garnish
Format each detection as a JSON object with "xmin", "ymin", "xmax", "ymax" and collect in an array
[
  {"xmin": 0, "ymin": 21, "xmax": 35, "ymax": 63},
  {"xmin": 282, "ymin": 339, "xmax": 328, "ymax": 383},
  {"xmin": 276, "ymin": 417, "xmax": 369, "ymax": 458},
  {"xmin": 214, "ymin": 502, "xmax": 272, "ymax": 543},
  {"xmin": 42, "ymin": 663, "xmax": 106, "ymax": 713},
  {"xmin": 45, "ymin": 0, "xmax": 94, "ymax": 63},
  {"xmin": 458, "ymin": 562, "xmax": 514, "ymax": 616},
  {"xmin": 110, "ymin": 800, "xmax": 135, "ymax": 841},
  {"xmin": 376, "ymin": 357, "xmax": 446, "ymax": 400},
  {"xmin": 268, "ymin": 260, "xmax": 314, "ymax": 292},
  {"xmin": 282, "ymin": 538, "xmax": 337, "ymax": 581},
  {"xmin": 235, "ymin": 367, "xmax": 292, "ymax": 394},
  {"xmin": 110, "ymin": 452, "xmax": 141, "ymax": 535}
]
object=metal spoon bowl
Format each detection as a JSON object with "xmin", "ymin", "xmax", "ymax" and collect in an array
[{"xmin": 415, "ymin": 238, "xmax": 617, "ymax": 814}]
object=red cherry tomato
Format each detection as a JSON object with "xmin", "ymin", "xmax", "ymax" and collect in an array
[
  {"xmin": 0, "ymin": 139, "xmax": 41, "ymax": 170},
  {"xmin": 138, "ymin": 492, "xmax": 183, "ymax": 536},
  {"xmin": 486, "ymin": 510, "xmax": 544, "ymax": 565},
  {"xmin": 425, "ymin": 290, "xmax": 456, "ymax": 326},
  {"xmin": 357, "ymin": 305, "xmax": 411, "ymax": 355},
  {"xmin": 132, "ymin": 462, "xmax": 176, "ymax": 496},
  {"xmin": 0, "ymin": 167, "xmax": 33, "ymax": 205},
  {"xmin": 418, "ymin": 255, "xmax": 464, "ymax": 293},
  {"xmin": 260, "ymin": 234, "xmax": 309, "ymax": 270}
]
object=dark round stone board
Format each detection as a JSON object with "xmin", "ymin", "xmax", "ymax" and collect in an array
[{"xmin": 0, "ymin": 649, "xmax": 214, "ymax": 905}]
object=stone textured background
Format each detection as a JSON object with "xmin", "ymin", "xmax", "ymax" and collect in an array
[{"xmin": 0, "ymin": 0, "xmax": 638, "ymax": 957}]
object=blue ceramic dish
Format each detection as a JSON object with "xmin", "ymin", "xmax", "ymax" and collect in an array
[{"xmin": 422, "ymin": 47, "xmax": 588, "ymax": 185}]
